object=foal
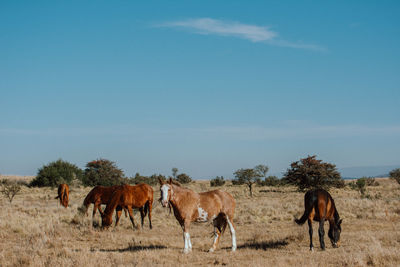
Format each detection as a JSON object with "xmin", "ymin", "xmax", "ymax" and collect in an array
[
  {"xmin": 159, "ymin": 178, "xmax": 236, "ymax": 253},
  {"xmin": 295, "ymin": 188, "xmax": 342, "ymax": 251},
  {"xmin": 55, "ymin": 184, "xmax": 69, "ymax": 208}
]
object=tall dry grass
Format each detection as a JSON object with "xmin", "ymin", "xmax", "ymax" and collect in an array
[{"xmin": 0, "ymin": 175, "xmax": 399, "ymax": 266}]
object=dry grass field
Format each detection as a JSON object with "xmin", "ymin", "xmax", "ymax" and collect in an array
[{"xmin": 1, "ymin": 176, "xmax": 399, "ymax": 267}]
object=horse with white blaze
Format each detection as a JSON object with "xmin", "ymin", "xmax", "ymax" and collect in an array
[{"xmin": 159, "ymin": 178, "xmax": 237, "ymax": 253}]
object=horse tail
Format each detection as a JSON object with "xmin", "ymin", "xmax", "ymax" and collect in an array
[
  {"xmin": 295, "ymin": 191, "xmax": 314, "ymax": 225},
  {"xmin": 143, "ymin": 201, "xmax": 150, "ymax": 217}
]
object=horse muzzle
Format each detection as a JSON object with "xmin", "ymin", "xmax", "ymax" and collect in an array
[{"xmin": 161, "ymin": 200, "xmax": 168, "ymax": 207}]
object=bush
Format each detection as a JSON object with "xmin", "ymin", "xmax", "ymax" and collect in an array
[
  {"xmin": 30, "ymin": 159, "xmax": 83, "ymax": 187},
  {"xmin": 176, "ymin": 173, "xmax": 192, "ymax": 184},
  {"xmin": 129, "ymin": 173, "xmax": 165, "ymax": 186},
  {"xmin": 210, "ymin": 176, "xmax": 226, "ymax": 187},
  {"xmin": 82, "ymin": 159, "xmax": 125, "ymax": 186},
  {"xmin": 257, "ymin": 176, "xmax": 281, "ymax": 186},
  {"xmin": 282, "ymin": 155, "xmax": 344, "ymax": 191},
  {"xmin": 1, "ymin": 179, "xmax": 22, "ymax": 203},
  {"xmin": 389, "ymin": 168, "xmax": 400, "ymax": 185}
]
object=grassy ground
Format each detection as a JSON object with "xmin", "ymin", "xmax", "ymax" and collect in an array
[{"xmin": 0, "ymin": 176, "xmax": 399, "ymax": 266}]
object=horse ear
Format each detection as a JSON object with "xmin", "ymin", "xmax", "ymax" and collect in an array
[
  {"xmin": 168, "ymin": 177, "xmax": 173, "ymax": 184},
  {"xmin": 338, "ymin": 219, "xmax": 343, "ymax": 225},
  {"xmin": 158, "ymin": 177, "xmax": 164, "ymax": 185}
]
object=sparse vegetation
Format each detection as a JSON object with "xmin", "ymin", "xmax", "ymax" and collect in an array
[
  {"xmin": 82, "ymin": 159, "xmax": 125, "ymax": 186},
  {"xmin": 129, "ymin": 173, "xmax": 166, "ymax": 186},
  {"xmin": 0, "ymin": 179, "xmax": 22, "ymax": 203},
  {"xmin": 176, "ymin": 173, "xmax": 192, "ymax": 184},
  {"xmin": 29, "ymin": 159, "xmax": 83, "ymax": 187},
  {"xmin": 233, "ymin": 168, "xmax": 262, "ymax": 196},
  {"xmin": 389, "ymin": 168, "xmax": 400, "ymax": 184},
  {"xmin": 1, "ymin": 175, "xmax": 399, "ymax": 266},
  {"xmin": 282, "ymin": 155, "xmax": 345, "ymax": 191},
  {"xmin": 257, "ymin": 176, "xmax": 281, "ymax": 187},
  {"xmin": 210, "ymin": 176, "xmax": 226, "ymax": 187}
]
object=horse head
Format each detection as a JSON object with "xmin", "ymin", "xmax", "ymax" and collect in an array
[
  {"xmin": 328, "ymin": 219, "xmax": 342, "ymax": 248},
  {"xmin": 159, "ymin": 178, "xmax": 173, "ymax": 208},
  {"xmin": 101, "ymin": 212, "xmax": 113, "ymax": 229}
]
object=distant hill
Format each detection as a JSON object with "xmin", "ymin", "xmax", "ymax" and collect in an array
[{"xmin": 339, "ymin": 165, "xmax": 399, "ymax": 179}]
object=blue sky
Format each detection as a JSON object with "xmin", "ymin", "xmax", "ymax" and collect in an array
[{"xmin": 1, "ymin": 1, "xmax": 399, "ymax": 178}]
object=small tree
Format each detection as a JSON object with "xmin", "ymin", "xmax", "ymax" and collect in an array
[
  {"xmin": 233, "ymin": 168, "xmax": 262, "ymax": 197},
  {"xmin": 172, "ymin": 168, "xmax": 178, "ymax": 179},
  {"xmin": 389, "ymin": 168, "xmax": 400, "ymax": 185},
  {"xmin": 1, "ymin": 179, "xmax": 22, "ymax": 203},
  {"xmin": 129, "ymin": 173, "xmax": 165, "ymax": 186},
  {"xmin": 355, "ymin": 178, "xmax": 367, "ymax": 197},
  {"xmin": 210, "ymin": 176, "xmax": 226, "ymax": 187},
  {"xmin": 30, "ymin": 159, "xmax": 83, "ymax": 187},
  {"xmin": 82, "ymin": 159, "xmax": 125, "ymax": 186},
  {"xmin": 282, "ymin": 155, "xmax": 344, "ymax": 191},
  {"xmin": 176, "ymin": 173, "xmax": 192, "ymax": 184}
]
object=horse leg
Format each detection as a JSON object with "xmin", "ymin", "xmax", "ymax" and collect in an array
[
  {"xmin": 209, "ymin": 222, "xmax": 221, "ymax": 252},
  {"xmin": 182, "ymin": 221, "xmax": 192, "ymax": 253},
  {"xmin": 139, "ymin": 207, "xmax": 145, "ymax": 229},
  {"xmin": 92, "ymin": 203, "xmax": 98, "ymax": 227},
  {"xmin": 127, "ymin": 206, "xmax": 137, "ymax": 229},
  {"xmin": 226, "ymin": 216, "xmax": 236, "ymax": 252},
  {"xmin": 115, "ymin": 206, "xmax": 122, "ymax": 227},
  {"xmin": 308, "ymin": 219, "xmax": 314, "ymax": 251},
  {"xmin": 318, "ymin": 219, "xmax": 326, "ymax": 250},
  {"xmin": 147, "ymin": 200, "xmax": 153, "ymax": 229}
]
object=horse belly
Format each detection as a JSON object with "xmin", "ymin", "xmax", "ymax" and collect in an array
[{"xmin": 195, "ymin": 206, "xmax": 210, "ymax": 222}]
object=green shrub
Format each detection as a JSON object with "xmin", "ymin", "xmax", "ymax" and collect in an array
[
  {"xmin": 282, "ymin": 155, "xmax": 344, "ymax": 191},
  {"xmin": 30, "ymin": 159, "xmax": 83, "ymax": 187},
  {"xmin": 82, "ymin": 159, "xmax": 125, "ymax": 186},
  {"xmin": 210, "ymin": 176, "xmax": 226, "ymax": 187},
  {"xmin": 257, "ymin": 176, "xmax": 281, "ymax": 186},
  {"xmin": 176, "ymin": 173, "xmax": 192, "ymax": 184},
  {"xmin": 129, "ymin": 173, "xmax": 165, "ymax": 186},
  {"xmin": 389, "ymin": 168, "xmax": 400, "ymax": 185}
]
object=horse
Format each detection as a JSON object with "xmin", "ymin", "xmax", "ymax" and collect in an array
[
  {"xmin": 295, "ymin": 188, "xmax": 342, "ymax": 251},
  {"xmin": 101, "ymin": 183, "xmax": 153, "ymax": 229},
  {"xmin": 55, "ymin": 184, "xmax": 69, "ymax": 208},
  {"xmin": 159, "ymin": 178, "xmax": 236, "ymax": 254},
  {"xmin": 82, "ymin": 185, "xmax": 127, "ymax": 226}
]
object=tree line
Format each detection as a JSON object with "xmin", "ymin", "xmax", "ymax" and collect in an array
[{"xmin": 26, "ymin": 156, "xmax": 400, "ymax": 197}]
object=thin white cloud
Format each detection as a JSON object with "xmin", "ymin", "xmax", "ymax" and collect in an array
[{"xmin": 157, "ymin": 18, "xmax": 325, "ymax": 51}]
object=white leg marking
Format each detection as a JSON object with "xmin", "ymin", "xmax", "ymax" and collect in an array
[
  {"xmin": 209, "ymin": 227, "xmax": 218, "ymax": 252},
  {"xmin": 183, "ymin": 232, "xmax": 190, "ymax": 253},
  {"xmin": 227, "ymin": 217, "xmax": 236, "ymax": 252}
]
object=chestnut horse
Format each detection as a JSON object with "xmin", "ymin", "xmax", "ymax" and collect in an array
[
  {"xmin": 159, "ymin": 178, "xmax": 236, "ymax": 253},
  {"xmin": 101, "ymin": 183, "xmax": 153, "ymax": 229},
  {"xmin": 82, "ymin": 185, "xmax": 127, "ymax": 226},
  {"xmin": 55, "ymin": 184, "xmax": 69, "ymax": 208},
  {"xmin": 295, "ymin": 189, "xmax": 342, "ymax": 251}
]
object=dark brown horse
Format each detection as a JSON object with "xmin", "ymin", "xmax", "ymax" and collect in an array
[
  {"xmin": 82, "ymin": 185, "xmax": 126, "ymax": 226},
  {"xmin": 295, "ymin": 189, "xmax": 342, "ymax": 251},
  {"xmin": 55, "ymin": 184, "xmax": 69, "ymax": 208},
  {"xmin": 159, "ymin": 178, "xmax": 236, "ymax": 253},
  {"xmin": 101, "ymin": 183, "xmax": 153, "ymax": 229}
]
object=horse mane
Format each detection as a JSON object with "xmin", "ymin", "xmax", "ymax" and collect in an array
[
  {"xmin": 170, "ymin": 180, "xmax": 181, "ymax": 187},
  {"xmin": 103, "ymin": 189, "xmax": 122, "ymax": 218},
  {"xmin": 329, "ymin": 193, "xmax": 341, "ymax": 224}
]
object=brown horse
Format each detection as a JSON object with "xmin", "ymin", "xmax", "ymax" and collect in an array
[
  {"xmin": 295, "ymin": 188, "xmax": 342, "ymax": 251},
  {"xmin": 55, "ymin": 184, "xmax": 69, "ymax": 208},
  {"xmin": 82, "ymin": 185, "xmax": 127, "ymax": 226},
  {"xmin": 159, "ymin": 178, "xmax": 236, "ymax": 253},
  {"xmin": 101, "ymin": 183, "xmax": 153, "ymax": 229}
]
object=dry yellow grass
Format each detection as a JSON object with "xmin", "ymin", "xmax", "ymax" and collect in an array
[{"xmin": 1, "ymin": 176, "xmax": 399, "ymax": 266}]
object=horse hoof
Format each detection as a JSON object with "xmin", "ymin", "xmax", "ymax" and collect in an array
[
  {"xmin": 310, "ymin": 247, "xmax": 314, "ymax": 252},
  {"xmin": 208, "ymin": 248, "xmax": 214, "ymax": 253},
  {"xmin": 183, "ymin": 249, "xmax": 190, "ymax": 254}
]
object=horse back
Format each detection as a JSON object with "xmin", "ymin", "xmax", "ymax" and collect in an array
[
  {"xmin": 119, "ymin": 183, "xmax": 154, "ymax": 207},
  {"xmin": 308, "ymin": 189, "xmax": 336, "ymax": 221},
  {"xmin": 199, "ymin": 190, "xmax": 235, "ymax": 219}
]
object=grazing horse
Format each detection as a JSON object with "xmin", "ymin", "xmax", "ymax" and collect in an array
[
  {"xmin": 159, "ymin": 178, "xmax": 236, "ymax": 253},
  {"xmin": 101, "ymin": 183, "xmax": 153, "ymax": 229},
  {"xmin": 55, "ymin": 184, "xmax": 69, "ymax": 208},
  {"xmin": 295, "ymin": 189, "xmax": 342, "ymax": 251},
  {"xmin": 82, "ymin": 185, "xmax": 127, "ymax": 226}
]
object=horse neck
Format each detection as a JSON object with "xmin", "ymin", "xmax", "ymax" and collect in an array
[
  {"xmin": 169, "ymin": 185, "xmax": 195, "ymax": 210},
  {"xmin": 103, "ymin": 191, "xmax": 121, "ymax": 219}
]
